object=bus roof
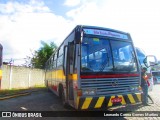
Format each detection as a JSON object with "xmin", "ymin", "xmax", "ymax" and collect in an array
[
  {"xmin": 79, "ymin": 25, "xmax": 129, "ymax": 35},
  {"xmin": 63, "ymin": 25, "xmax": 130, "ymax": 43}
]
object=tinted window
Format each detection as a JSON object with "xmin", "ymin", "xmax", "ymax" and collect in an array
[{"xmin": 81, "ymin": 37, "xmax": 138, "ymax": 73}]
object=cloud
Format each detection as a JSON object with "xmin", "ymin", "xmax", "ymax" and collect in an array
[
  {"xmin": 66, "ymin": 0, "xmax": 160, "ymax": 59},
  {"xmin": 0, "ymin": 0, "xmax": 50, "ymax": 14},
  {"xmin": 0, "ymin": 0, "xmax": 74, "ymax": 65},
  {"xmin": 64, "ymin": 0, "xmax": 81, "ymax": 7},
  {"xmin": 0, "ymin": 0, "xmax": 160, "ymax": 66}
]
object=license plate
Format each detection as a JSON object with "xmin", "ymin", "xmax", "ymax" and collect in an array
[{"xmin": 111, "ymin": 97, "xmax": 122, "ymax": 103}]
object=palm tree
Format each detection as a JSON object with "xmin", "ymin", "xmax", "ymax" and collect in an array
[{"xmin": 31, "ymin": 41, "xmax": 57, "ymax": 69}]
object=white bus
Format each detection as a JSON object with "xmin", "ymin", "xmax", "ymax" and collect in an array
[{"xmin": 136, "ymin": 47, "xmax": 157, "ymax": 91}]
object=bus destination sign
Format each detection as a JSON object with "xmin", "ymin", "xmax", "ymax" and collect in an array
[{"xmin": 83, "ymin": 28, "xmax": 128, "ymax": 40}]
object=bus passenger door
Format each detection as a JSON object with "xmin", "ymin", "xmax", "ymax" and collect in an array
[
  {"xmin": 68, "ymin": 42, "xmax": 75, "ymax": 102},
  {"xmin": 63, "ymin": 42, "xmax": 75, "ymax": 104}
]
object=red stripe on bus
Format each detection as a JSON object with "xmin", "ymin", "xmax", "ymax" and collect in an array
[
  {"xmin": 52, "ymin": 85, "xmax": 57, "ymax": 91},
  {"xmin": 80, "ymin": 74, "xmax": 139, "ymax": 79}
]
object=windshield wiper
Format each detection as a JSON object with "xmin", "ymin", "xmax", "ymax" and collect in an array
[
  {"xmin": 125, "ymin": 50, "xmax": 136, "ymax": 73},
  {"xmin": 98, "ymin": 55, "xmax": 109, "ymax": 72},
  {"xmin": 130, "ymin": 50, "xmax": 136, "ymax": 65}
]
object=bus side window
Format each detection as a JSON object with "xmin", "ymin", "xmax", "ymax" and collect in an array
[
  {"xmin": 57, "ymin": 48, "xmax": 62, "ymax": 68},
  {"xmin": 57, "ymin": 45, "xmax": 64, "ymax": 67},
  {"xmin": 54, "ymin": 51, "xmax": 58, "ymax": 69},
  {"xmin": 69, "ymin": 42, "xmax": 75, "ymax": 74},
  {"xmin": 52, "ymin": 54, "xmax": 55, "ymax": 68}
]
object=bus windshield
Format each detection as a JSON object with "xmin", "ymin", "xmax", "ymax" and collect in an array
[{"xmin": 81, "ymin": 37, "xmax": 138, "ymax": 73}]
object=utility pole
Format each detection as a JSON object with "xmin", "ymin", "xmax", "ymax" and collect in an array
[{"xmin": 9, "ymin": 58, "xmax": 13, "ymax": 89}]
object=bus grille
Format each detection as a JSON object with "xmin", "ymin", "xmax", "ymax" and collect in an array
[{"xmin": 80, "ymin": 77, "xmax": 140, "ymax": 96}]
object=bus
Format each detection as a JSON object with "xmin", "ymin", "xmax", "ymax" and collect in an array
[
  {"xmin": 0, "ymin": 44, "xmax": 2, "ymax": 90},
  {"xmin": 136, "ymin": 47, "xmax": 154, "ymax": 91},
  {"xmin": 45, "ymin": 25, "xmax": 142, "ymax": 110}
]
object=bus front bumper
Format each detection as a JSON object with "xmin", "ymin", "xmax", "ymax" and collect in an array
[{"xmin": 77, "ymin": 93, "xmax": 142, "ymax": 110}]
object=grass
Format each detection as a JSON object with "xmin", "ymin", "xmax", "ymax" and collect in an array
[
  {"xmin": 0, "ymin": 85, "xmax": 46, "ymax": 96},
  {"xmin": 33, "ymin": 84, "xmax": 46, "ymax": 88},
  {"xmin": 0, "ymin": 88, "xmax": 28, "ymax": 96}
]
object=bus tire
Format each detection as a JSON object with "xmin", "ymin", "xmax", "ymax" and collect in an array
[
  {"xmin": 61, "ymin": 87, "xmax": 69, "ymax": 108},
  {"xmin": 59, "ymin": 85, "xmax": 63, "ymax": 99},
  {"xmin": 59, "ymin": 84, "xmax": 69, "ymax": 108}
]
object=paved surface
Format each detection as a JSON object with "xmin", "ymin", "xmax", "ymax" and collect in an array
[
  {"xmin": 0, "ymin": 84, "xmax": 160, "ymax": 120},
  {"xmin": 0, "ymin": 89, "xmax": 63, "ymax": 111},
  {"xmin": 115, "ymin": 83, "xmax": 160, "ymax": 120}
]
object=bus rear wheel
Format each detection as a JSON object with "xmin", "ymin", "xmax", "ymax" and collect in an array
[{"xmin": 61, "ymin": 88, "xmax": 69, "ymax": 108}]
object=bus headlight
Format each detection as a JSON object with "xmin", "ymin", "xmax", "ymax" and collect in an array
[{"xmin": 82, "ymin": 89, "xmax": 96, "ymax": 95}]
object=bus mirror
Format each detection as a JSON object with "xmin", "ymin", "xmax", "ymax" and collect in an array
[
  {"xmin": 143, "ymin": 58, "xmax": 148, "ymax": 68},
  {"xmin": 147, "ymin": 55, "xmax": 157, "ymax": 63},
  {"xmin": 75, "ymin": 27, "xmax": 82, "ymax": 44},
  {"xmin": 143, "ymin": 55, "xmax": 158, "ymax": 68}
]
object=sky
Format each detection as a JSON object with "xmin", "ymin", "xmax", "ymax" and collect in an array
[{"xmin": 0, "ymin": 0, "xmax": 160, "ymax": 65}]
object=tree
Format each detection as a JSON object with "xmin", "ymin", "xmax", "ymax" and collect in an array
[{"xmin": 31, "ymin": 41, "xmax": 57, "ymax": 69}]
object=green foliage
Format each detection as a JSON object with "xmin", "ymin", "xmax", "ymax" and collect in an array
[
  {"xmin": 0, "ymin": 89, "xmax": 27, "ymax": 96},
  {"xmin": 31, "ymin": 41, "xmax": 57, "ymax": 69}
]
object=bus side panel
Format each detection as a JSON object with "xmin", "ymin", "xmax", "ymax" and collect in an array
[{"xmin": 45, "ymin": 30, "xmax": 76, "ymax": 100}]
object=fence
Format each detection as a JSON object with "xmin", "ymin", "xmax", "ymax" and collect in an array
[{"xmin": 1, "ymin": 65, "xmax": 45, "ymax": 90}]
